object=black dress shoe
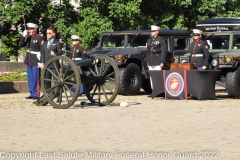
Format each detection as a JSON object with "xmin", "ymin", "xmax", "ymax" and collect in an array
[
  {"xmin": 32, "ymin": 97, "xmax": 39, "ymax": 99},
  {"xmin": 25, "ymin": 96, "xmax": 33, "ymax": 99}
]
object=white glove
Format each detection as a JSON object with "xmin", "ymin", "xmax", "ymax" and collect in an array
[
  {"xmin": 38, "ymin": 63, "xmax": 44, "ymax": 69},
  {"xmin": 202, "ymin": 66, "xmax": 207, "ymax": 70},
  {"xmin": 23, "ymin": 30, "xmax": 28, "ymax": 37}
]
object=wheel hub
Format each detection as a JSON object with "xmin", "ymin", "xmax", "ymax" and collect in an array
[
  {"xmin": 127, "ymin": 72, "xmax": 137, "ymax": 87},
  {"xmin": 97, "ymin": 76, "xmax": 106, "ymax": 85},
  {"xmin": 56, "ymin": 78, "xmax": 64, "ymax": 87}
]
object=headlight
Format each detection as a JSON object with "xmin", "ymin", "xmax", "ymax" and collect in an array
[
  {"xmin": 211, "ymin": 59, "xmax": 218, "ymax": 67},
  {"xmin": 116, "ymin": 55, "xmax": 128, "ymax": 62},
  {"xmin": 225, "ymin": 57, "xmax": 232, "ymax": 63}
]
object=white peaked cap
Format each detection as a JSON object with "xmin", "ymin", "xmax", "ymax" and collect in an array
[
  {"xmin": 151, "ymin": 25, "xmax": 160, "ymax": 31},
  {"xmin": 192, "ymin": 29, "xmax": 203, "ymax": 35},
  {"xmin": 27, "ymin": 23, "xmax": 38, "ymax": 29},
  {"xmin": 71, "ymin": 35, "xmax": 81, "ymax": 40}
]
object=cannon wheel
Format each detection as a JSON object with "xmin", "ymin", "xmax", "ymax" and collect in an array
[
  {"xmin": 84, "ymin": 55, "xmax": 120, "ymax": 105},
  {"xmin": 41, "ymin": 56, "xmax": 81, "ymax": 109}
]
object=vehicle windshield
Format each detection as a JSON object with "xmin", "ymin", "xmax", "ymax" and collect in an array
[
  {"xmin": 101, "ymin": 34, "xmax": 150, "ymax": 49},
  {"xmin": 206, "ymin": 35, "xmax": 230, "ymax": 50},
  {"xmin": 101, "ymin": 33, "xmax": 170, "ymax": 49},
  {"xmin": 101, "ymin": 35, "xmax": 125, "ymax": 48},
  {"xmin": 127, "ymin": 34, "xmax": 149, "ymax": 48}
]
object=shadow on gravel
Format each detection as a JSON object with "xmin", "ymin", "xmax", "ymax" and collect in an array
[
  {"xmin": 135, "ymin": 89, "xmax": 239, "ymax": 100},
  {"xmin": 73, "ymin": 101, "xmax": 142, "ymax": 109}
]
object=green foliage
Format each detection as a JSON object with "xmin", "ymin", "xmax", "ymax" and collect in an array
[
  {"xmin": 19, "ymin": 47, "xmax": 28, "ymax": 59},
  {"xmin": 0, "ymin": 68, "xmax": 27, "ymax": 81},
  {"xmin": 47, "ymin": 0, "xmax": 80, "ymax": 49},
  {"xmin": 140, "ymin": 0, "xmax": 240, "ymax": 30},
  {"xmin": 0, "ymin": 32, "xmax": 21, "ymax": 58},
  {"xmin": 72, "ymin": 7, "xmax": 113, "ymax": 49},
  {"xmin": 3, "ymin": 1, "xmax": 32, "ymax": 24},
  {"xmin": 108, "ymin": 0, "xmax": 142, "ymax": 30}
]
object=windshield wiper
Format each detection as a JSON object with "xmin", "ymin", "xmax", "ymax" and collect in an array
[
  {"xmin": 204, "ymin": 33, "xmax": 215, "ymax": 40},
  {"xmin": 105, "ymin": 33, "xmax": 113, "ymax": 43},
  {"xmin": 129, "ymin": 32, "xmax": 141, "ymax": 44}
]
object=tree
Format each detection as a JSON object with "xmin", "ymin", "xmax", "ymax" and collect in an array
[
  {"xmin": 1, "ymin": 0, "xmax": 240, "ymax": 58},
  {"xmin": 108, "ymin": 0, "xmax": 142, "ymax": 30},
  {"xmin": 71, "ymin": 7, "xmax": 113, "ymax": 49},
  {"xmin": 140, "ymin": 0, "xmax": 240, "ymax": 30},
  {"xmin": 0, "ymin": 31, "xmax": 20, "ymax": 59},
  {"xmin": 0, "ymin": 0, "xmax": 80, "ymax": 56}
]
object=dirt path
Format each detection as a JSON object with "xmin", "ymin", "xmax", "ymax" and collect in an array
[{"xmin": 0, "ymin": 91, "xmax": 239, "ymax": 160}]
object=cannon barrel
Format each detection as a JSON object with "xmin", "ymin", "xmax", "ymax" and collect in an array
[{"xmin": 74, "ymin": 57, "xmax": 94, "ymax": 68}]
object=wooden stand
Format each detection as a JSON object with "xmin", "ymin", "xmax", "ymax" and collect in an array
[{"xmin": 170, "ymin": 63, "xmax": 197, "ymax": 70}]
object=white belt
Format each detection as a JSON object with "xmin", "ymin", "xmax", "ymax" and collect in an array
[
  {"xmin": 192, "ymin": 54, "xmax": 203, "ymax": 57},
  {"xmin": 73, "ymin": 58, "xmax": 82, "ymax": 60},
  {"xmin": 28, "ymin": 50, "xmax": 40, "ymax": 54},
  {"xmin": 28, "ymin": 50, "xmax": 40, "ymax": 60}
]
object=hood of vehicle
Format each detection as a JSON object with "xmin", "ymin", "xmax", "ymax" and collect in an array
[
  {"xmin": 86, "ymin": 49, "xmax": 117, "ymax": 57},
  {"xmin": 210, "ymin": 49, "xmax": 240, "ymax": 57},
  {"xmin": 105, "ymin": 48, "xmax": 147, "ymax": 56}
]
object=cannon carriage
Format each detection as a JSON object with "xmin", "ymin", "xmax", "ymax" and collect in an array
[{"xmin": 35, "ymin": 55, "xmax": 120, "ymax": 109}]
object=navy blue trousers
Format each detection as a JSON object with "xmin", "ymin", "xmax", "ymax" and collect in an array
[
  {"xmin": 198, "ymin": 66, "xmax": 203, "ymax": 70},
  {"xmin": 26, "ymin": 66, "xmax": 40, "ymax": 98},
  {"xmin": 72, "ymin": 83, "xmax": 84, "ymax": 94}
]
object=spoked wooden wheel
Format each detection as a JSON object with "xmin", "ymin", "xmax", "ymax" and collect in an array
[
  {"xmin": 84, "ymin": 55, "xmax": 120, "ymax": 105},
  {"xmin": 41, "ymin": 56, "xmax": 81, "ymax": 109}
]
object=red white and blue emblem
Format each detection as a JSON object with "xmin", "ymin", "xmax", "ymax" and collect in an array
[{"xmin": 165, "ymin": 72, "xmax": 184, "ymax": 96}]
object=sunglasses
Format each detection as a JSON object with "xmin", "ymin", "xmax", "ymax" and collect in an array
[
  {"xmin": 28, "ymin": 28, "xmax": 35, "ymax": 30},
  {"xmin": 46, "ymin": 32, "xmax": 52, "ymax": 35},
  {"xmin": 72, "ymin": 39, "xmax": 79, "ymax": 41},
  {"xmin": 194, "ymin": 34, "xmax": 200, "ymax": 36}
]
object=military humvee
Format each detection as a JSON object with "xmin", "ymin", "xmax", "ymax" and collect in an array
[
  {"xmin": 196, "ymin": 18, "xmax": 240, "ymax": 97},
  {"xmin": 87, "ymin": 30, "xmax": 191, "ymax": 95}
]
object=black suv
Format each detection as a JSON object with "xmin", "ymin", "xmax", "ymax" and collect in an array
[{"xmin": 87, "ymin": 30, "xmax": 191, "ymax": 95}]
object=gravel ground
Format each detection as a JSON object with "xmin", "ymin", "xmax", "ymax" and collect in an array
[{"xmin": 0, "ymin": 88, "xmax": 239, "ymax": 160}]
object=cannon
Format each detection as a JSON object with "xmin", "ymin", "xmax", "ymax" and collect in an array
[{"xmin": 35, "ymin": 55, "xmax": 120, "ymax": 109}]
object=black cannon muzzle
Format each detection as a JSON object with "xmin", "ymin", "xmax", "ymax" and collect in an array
[{"xmin": 74, "ymin": 58, "xmax": 94, "ymax": 68}]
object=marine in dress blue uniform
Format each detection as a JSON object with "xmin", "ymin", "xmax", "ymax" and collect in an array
[
  {"xmin": 67, "ymin": 35, "xmax": 87, "ymax": 95},
  {"xmin": 19, "ymin": 23, "xmax": 43, "ymax": 99},
  {"xmin": 68, "ymin": 35, "xmax": 86, "ymax": 61},
  {"xmin": 146, "ymin": 25, "xmax": 167, "ymax": 89},
  {"xmin": 190, "ymin": 29, "xmax": 210, "ymax": 70}
]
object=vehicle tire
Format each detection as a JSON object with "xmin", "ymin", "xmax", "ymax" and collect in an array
[
  {"xmin": 226, "ymin": 68, "xmax": 240, "ymax": 97},
  {"xmin": 142, "ymin": 78, "xmax": 152, "ymax": 93},
  {"xmin": 119, "ymin": 63, "xmax": 142, "ymax": 95}
]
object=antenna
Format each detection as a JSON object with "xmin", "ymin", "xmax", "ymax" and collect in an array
[{"xmin": 22, "ymin": 11, "xmax": 26, "ymax": 30}]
